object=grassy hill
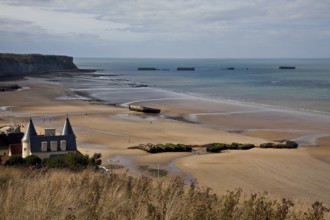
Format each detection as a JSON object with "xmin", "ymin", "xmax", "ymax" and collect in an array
[{"xmin": 0, "ymin": 167, "xmax": 328, "ymax": 219}]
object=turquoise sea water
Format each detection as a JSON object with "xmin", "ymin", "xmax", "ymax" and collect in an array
[{"xmin": 74, "ymin": 58, "xmax": 330, "ymax": 114}]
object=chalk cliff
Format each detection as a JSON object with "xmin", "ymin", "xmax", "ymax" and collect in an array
[{"xmin": 0, "ymin": 53, "xmax": 78, "ymax": 76}]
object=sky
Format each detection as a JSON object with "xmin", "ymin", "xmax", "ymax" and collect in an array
[{"xmin": 0, "ymin": 0, "xmax": 329, "ymax": 58}]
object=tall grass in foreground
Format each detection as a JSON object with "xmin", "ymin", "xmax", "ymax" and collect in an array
[{"xmin": 0, "ymin": 167, "xmax": 328, "ymax": 220}]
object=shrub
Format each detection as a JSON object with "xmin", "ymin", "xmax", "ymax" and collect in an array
[
  {"xmin": 206, "ymin": 143, "xmax": 228, "ymax": 153},
  {"xmin": 133, "ymin": 141, "xmax": 298, "ymax": 154},
  {"xmin": 62, "ymin": 152, "xmax": 89, "ymax": 170},
  {"xmin": 260, "ymin": 141, "xmax": 299, "ymax": 149},
  {"xmin": 135, "ymin": 143, "xmax": 192, "ymax": 153},
  {"xmin": 89, "ymin": 153, "xmax": 102, "ymax": 166},
  {"xmin": 5, "ymin": 156, "xmax": 26, "ymax": 166},
  {"xmin": 206, "ymin": 143, "xmax": 255, "ymax": 152},
  {"xmin": 25, "ymin": 155, "xmax": 42, "ymax": 166},
  {"xmin": 238, "ymin": 144, "xmax": 255, "ymax": 150},
  {"xmin": 43, "ymin": 157, "xmax": 65, "ymax": 169},
  {"xmin": 42, "ymin": 152, "xmax": 101, "ymax": 170},
  {"xmin": 284, "ymin": 141, "xmax": 298, "ymax": 149},
  {"xmin": 164, "ymin": 143, "xmax": 176, "ymax": 150},
  {"xmin": 260, "ymin": 142, "xmax": 275, "ymax": 148},
  {"xmin": 304, "ymin": 201, "xmax": 329, "ymax": 220},
  {"xmin": 177, "ymin": 144, "xmax": 192, "ymax": 152}
]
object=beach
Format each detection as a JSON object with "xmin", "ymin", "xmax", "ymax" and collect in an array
[{"xmin": 0, "ymin": 71, "xmax": 329, "ymax": 206}]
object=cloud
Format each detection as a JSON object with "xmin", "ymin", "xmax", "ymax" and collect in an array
[{"xmin": 0, "ymin": 0, "xmax": 329, "ymax": 57}]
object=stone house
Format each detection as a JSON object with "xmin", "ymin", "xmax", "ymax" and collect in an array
[{"xmin": 21, "ymin": 117, "xmax": 77, "ymax": 159}]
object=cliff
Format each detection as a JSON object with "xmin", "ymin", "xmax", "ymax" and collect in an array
[{"xmin": 0, "ymin": 53, "xmax": 78, "ymax": 76}]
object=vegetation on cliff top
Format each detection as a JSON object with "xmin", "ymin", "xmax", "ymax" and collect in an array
[
  {"xmin": 0, "ymin": 167, "xmax": 328, "ymax": 220},
  {"xmin": 0, "ymin": 53, "xmax": 76, "ymax": 64}
]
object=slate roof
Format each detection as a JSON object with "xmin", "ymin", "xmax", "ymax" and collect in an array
[
  {"xmin": 22, "ymin": 118, "xmax": 37, "ymax": 142},
  {"xmin": 0, "ymin": 133, "xmax": 24, "ymax": 148},
  {"xmin": 61, "ymin": 117, "xmax": 75, "ymax": 136},
  {"xmin": 0, "ymin": 137, "xmax": 7, "ymax": 148}
]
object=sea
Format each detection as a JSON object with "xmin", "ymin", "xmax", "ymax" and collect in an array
[{"xmin": 74, "ymin": 58, "xmax": 330, "ymax": 115}]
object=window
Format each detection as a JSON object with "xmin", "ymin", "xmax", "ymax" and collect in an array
[
  {"xmin": 50, "ymin": 141, "xmax": 58, "ymax": 151},
  {"xmin": 60, "ymin": 140, "xmax": 66, "ymax": 151},
  {"xmin": 41, "ymin": 141, "xmax": 48, "ymax": 152}
]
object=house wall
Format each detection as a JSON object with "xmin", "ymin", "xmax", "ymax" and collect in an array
[
  {"xmin": 0, "ymin": 149, "xmax": 8, "ymax": 156},
  {"xmin": 30, "ymin": 135, "xmax": 76, "ymax": 153},
  {"xmin": 32, "ymin": 151, "xmax": 73, "ymax": 159}
]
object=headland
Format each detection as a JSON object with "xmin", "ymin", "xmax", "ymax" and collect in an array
[{"xmin": 0, "ymin": 53, "xmax": 95, "ymax": 80}]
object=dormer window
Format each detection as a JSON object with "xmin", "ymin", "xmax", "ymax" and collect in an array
[{"xmin": 45, "ymin": 128, "xmax": 56, "ymax": 136}]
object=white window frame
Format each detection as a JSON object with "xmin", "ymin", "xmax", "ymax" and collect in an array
[
  {"xmin": 60, "ymin": 140, "xmax": 67, "ymax": 151},
  {"xmin": 41, "ymin": 141, "xmax": 48, "ymax": 152},
  {"xmin": 50, "ymin": 141, "xmax": 58, "ymax": 151}
]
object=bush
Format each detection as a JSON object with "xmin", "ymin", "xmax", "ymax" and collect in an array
[
  {"xmin": 133, "ymin": 141, "xmax": 297, "ymax": 154},
  {"xmin": 164, "ymin": 143, "xmax": 176, "ymax": 151},
  {"xmin": 89, "ymin": 153, "xmax": 102, "ymax": 166},
  {"xmin": 206, "ymin": 143, "xmax": 255, "ymax": 152},
  {"xmin": 63, "ymin": 152, "xmax": 89, "ymax": 170},
  {"xmin": 238, "ymin": 144, "xmax": 255, "ymax": 150},
  {"xmin": 4, "ymin": 153, "xmax": 101, "ymax": 171},
  {"xmin": 176, "ymin": 144, "xmax": 192, "ymax": 152},
  {"xmin": 260, "ymin": 142, "xmax": 275, "ymax": 148},
  {"xmin": 260, "ymin": 141, "xmax": 299, "ymax": 149},
  {"xmin": 284, "ymin": 141, "xmax": 298, "ymax": 148},
  {"xmin": 25, "ymin": 155, "xmax": 42, "ymax": 166},
  {"xmin": 135, "ymin": 143, "xmax": 192, "ymax": 153},
  {"xmin": 43, "ymin": 157, "xmax": 65, "ymax": 169},
  {"xmin": 206, "ymin": 143, "xmax": 228, "ymax": 153},
  {"xmin": 43, "ymin": 153, "xmax": 99, "ymax": 171},
  {"xmin": 304, "ymin": 201, "xmax": 329, "ymax": 220},
  {"xmin": 5, "ymin": 156, "xmax": 26, "ymax": 166}
]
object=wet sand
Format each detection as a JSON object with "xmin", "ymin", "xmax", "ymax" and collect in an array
[
  {"xmin": 0, "ymin": 73, "xmax": 329, "ymax": 205},
  {"xmin": 176, "ymin": 148, "xmax": 330, "ymax": 205}
]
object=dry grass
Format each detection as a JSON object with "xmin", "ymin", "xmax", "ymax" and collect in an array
[{"xmin": 0, "ymin": 167, "xmax": 328, "ymax": 220}]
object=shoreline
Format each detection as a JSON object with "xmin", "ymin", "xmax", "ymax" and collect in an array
[
  {"xmin": 2, "ymin": 71, "xmax": 329, "ymax": 155},
  {"xmin": 0, "ymin": 72, "xmax": 329, "ymax": 205}
]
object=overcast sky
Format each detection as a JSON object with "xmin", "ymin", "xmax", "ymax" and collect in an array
[{"xmin": 0, "ymin": 0, "xmax": 329, "ymax": 58}]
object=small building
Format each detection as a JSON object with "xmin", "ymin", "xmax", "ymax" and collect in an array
[
  {"xmin": 0, "ymin": 132, "xmax": 24, "ymax": 156},
  {"xmin": 21, "ymin": 117, "xmax": 77, "ymax": 159},
  {"xmin": 8, "ymin": 143, "xmax": 22, "ymax": 156},
  {"xmin": 0, "ymin": 132, "xmax": 23, "ymax": 164}
]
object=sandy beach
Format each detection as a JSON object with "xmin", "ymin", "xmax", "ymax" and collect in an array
[{"xmin": 0, "ymin": 72, "xmax": 329, "ymax": 206}]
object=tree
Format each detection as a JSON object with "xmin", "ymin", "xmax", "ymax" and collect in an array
[{"xmin": 89, "ymin": 153, "xmax": 102, "ymax": 166}]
